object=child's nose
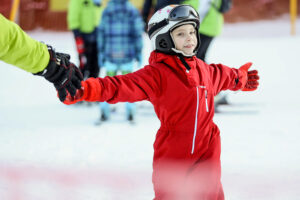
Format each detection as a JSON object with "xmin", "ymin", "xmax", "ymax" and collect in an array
[{"xmin": 187, "ymin": 35, "xmax": 192, "ymax": 41}]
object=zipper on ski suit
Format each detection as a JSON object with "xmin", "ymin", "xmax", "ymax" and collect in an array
[{"xmin": 191, "ymin": 86, "xmax": 209, "ymax": 154}]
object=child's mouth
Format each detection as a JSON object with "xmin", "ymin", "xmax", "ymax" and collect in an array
[{"xmin": 184, "ymin": 44, "xmax": 194, "ymax": 48}]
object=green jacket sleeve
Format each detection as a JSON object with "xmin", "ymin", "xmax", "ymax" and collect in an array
[
  {"xmin": 182, "ymin": 0, "xmax": 199, "ymax": 10},
  {"xmin": 67, "ymin": 0, "xmax": 81, "ymax": 30},
  {"xmin": 0, "ymin": 14, "xmax": 49, "ymax": 73},
  {"xmin": 199, "ymin": 0, "xmax": 224, "ymax": 37},
  {"xmin": 67, "ymin": 0, "xmax": 99, "ymax": 33}
]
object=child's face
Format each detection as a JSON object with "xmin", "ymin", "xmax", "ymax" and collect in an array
[{"xmin": 171, "ymin": 24, "xmax": 197, "ymax": 56}]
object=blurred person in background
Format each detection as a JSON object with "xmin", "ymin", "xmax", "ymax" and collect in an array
[
  {"xmin": 0, "ymin": 13, "xmax": 83, "ymax": 102},
  {"xmin": 67, "ymin": 0, "xmax": 101, "ymax": 79},
  {"xmin": 196, "ymin": 0, "xmax": 230, "ymax": 61},
  {"xmin": 96, "ymin": 0, "xmax": 144, "ymax": 123},
  {"xmin": 196, "ymin": 0, "xmax": 232, "ymax": 108}
]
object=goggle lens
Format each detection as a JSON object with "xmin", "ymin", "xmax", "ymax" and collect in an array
[{"xmin": 169, "ymin": 5, "xmax": 199, "ymax": 21}]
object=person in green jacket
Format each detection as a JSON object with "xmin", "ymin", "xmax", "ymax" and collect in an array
[
  {"xmin": 196, "ymin": 0, "xmax": 224, "ymax": 61},
  {"xmin": 185, "ymin": 0, "xmax": 231, "ymax": 108},
  {"xmin": 0, "ymin": 14, "xmax": 83, "ymax": 102},
  {"xmin": 67, "ymin": 0, "xmax": 101, "ymax": 79},
  {"xmin": 188, "ymin": 0, "xmax": 229, "ymax": 107}
]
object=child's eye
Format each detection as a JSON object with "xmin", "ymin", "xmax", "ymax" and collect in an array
[{"xmin": 177, "ymin": 33, "xmax": 184, "ymax": 36}]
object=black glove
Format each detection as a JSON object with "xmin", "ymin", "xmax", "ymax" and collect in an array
[{"xmin": 34, "ymin": 46, "xmax": 83, "ymax": 102}]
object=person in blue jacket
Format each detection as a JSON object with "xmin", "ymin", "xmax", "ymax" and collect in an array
[{"xmin": 97, "ymin": 0, "xmax": 144, "ymax": 122}]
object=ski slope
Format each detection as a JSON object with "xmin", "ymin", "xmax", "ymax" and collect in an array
[{"xmin": 0, "ymin": 17, "xmax": 300, "ymax": 199}]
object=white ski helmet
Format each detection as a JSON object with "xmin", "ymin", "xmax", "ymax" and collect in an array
[{"xmin": 147, "ymin": 4, "xmax": 200, "ymax": 56}]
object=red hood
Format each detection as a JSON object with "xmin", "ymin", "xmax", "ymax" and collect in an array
[{"xmin": 149, "ymin": 51, "xmax": 198, "ymax": 71}]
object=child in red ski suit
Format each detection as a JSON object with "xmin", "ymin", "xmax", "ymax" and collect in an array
[{"xmin": 63, "ymin": 5, "xmax": 259, "ymax": 200}]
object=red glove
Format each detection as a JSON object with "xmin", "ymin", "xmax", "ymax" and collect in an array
[
  {"xmin": 63, "ymin": 81, "xmax": 87, "ymax": 105},
  {"xmin": 62, "ymin": 78, "xmax": 102, "ymax": 105},
  {"xmin": 239, "ymin": 62, "xmax": 259, "ymax": 91}
]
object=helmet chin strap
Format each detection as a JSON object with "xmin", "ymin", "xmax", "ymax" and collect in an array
[
  {"xmin": 171, "ymin": 48, "xmax": 197, "ymax": 72},
  {"xmin": 177, "ymin": 53, "xmax": 191, "ymax": 72},
  {"xmin": 171, "ymin": 48, "xmax": 196, "ymax": 57}
]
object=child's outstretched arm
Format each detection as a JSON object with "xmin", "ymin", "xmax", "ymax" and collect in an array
[
  {"xmin": 62, "ymin": 65, "xmax": 162, "ymax": 105},
  {"xmin": 208, "ymin": 62, "xmax": 259, "ymax": 95}
]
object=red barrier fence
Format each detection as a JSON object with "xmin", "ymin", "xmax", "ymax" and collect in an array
[
  {"xmin": 0, "ymin": 0, "xmax": 299, "ymax": 31},
  {"xmin": 0, "ymin": 0, "xmax": 12, "ymax": 18}
]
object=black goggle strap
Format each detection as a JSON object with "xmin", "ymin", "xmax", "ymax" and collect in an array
[{"xmin": 148, "ymin": 19, "xmax": 169, "ymax": 39}]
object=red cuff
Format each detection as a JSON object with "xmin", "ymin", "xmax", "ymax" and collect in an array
[{"xmin": 82, "ymin": 78, "xmax": 102, "ymax": 102}]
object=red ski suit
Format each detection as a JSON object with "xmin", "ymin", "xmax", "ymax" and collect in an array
[{"xmin": 83, "ymin": 51, "xmax": 244, "ymax": 200}]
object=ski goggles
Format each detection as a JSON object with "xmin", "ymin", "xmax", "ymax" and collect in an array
[
  {"xmin": 168, "ymin": 5, "xmax": 199, "ymax": 21},
  {"xmin": 148, "ymin": 5, "xmax": 199, "ymax": 38}
]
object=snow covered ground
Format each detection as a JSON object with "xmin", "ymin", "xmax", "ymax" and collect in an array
[{"xmin": 0, "ymin": 17, "xmax": 300, "ymax": 199}]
